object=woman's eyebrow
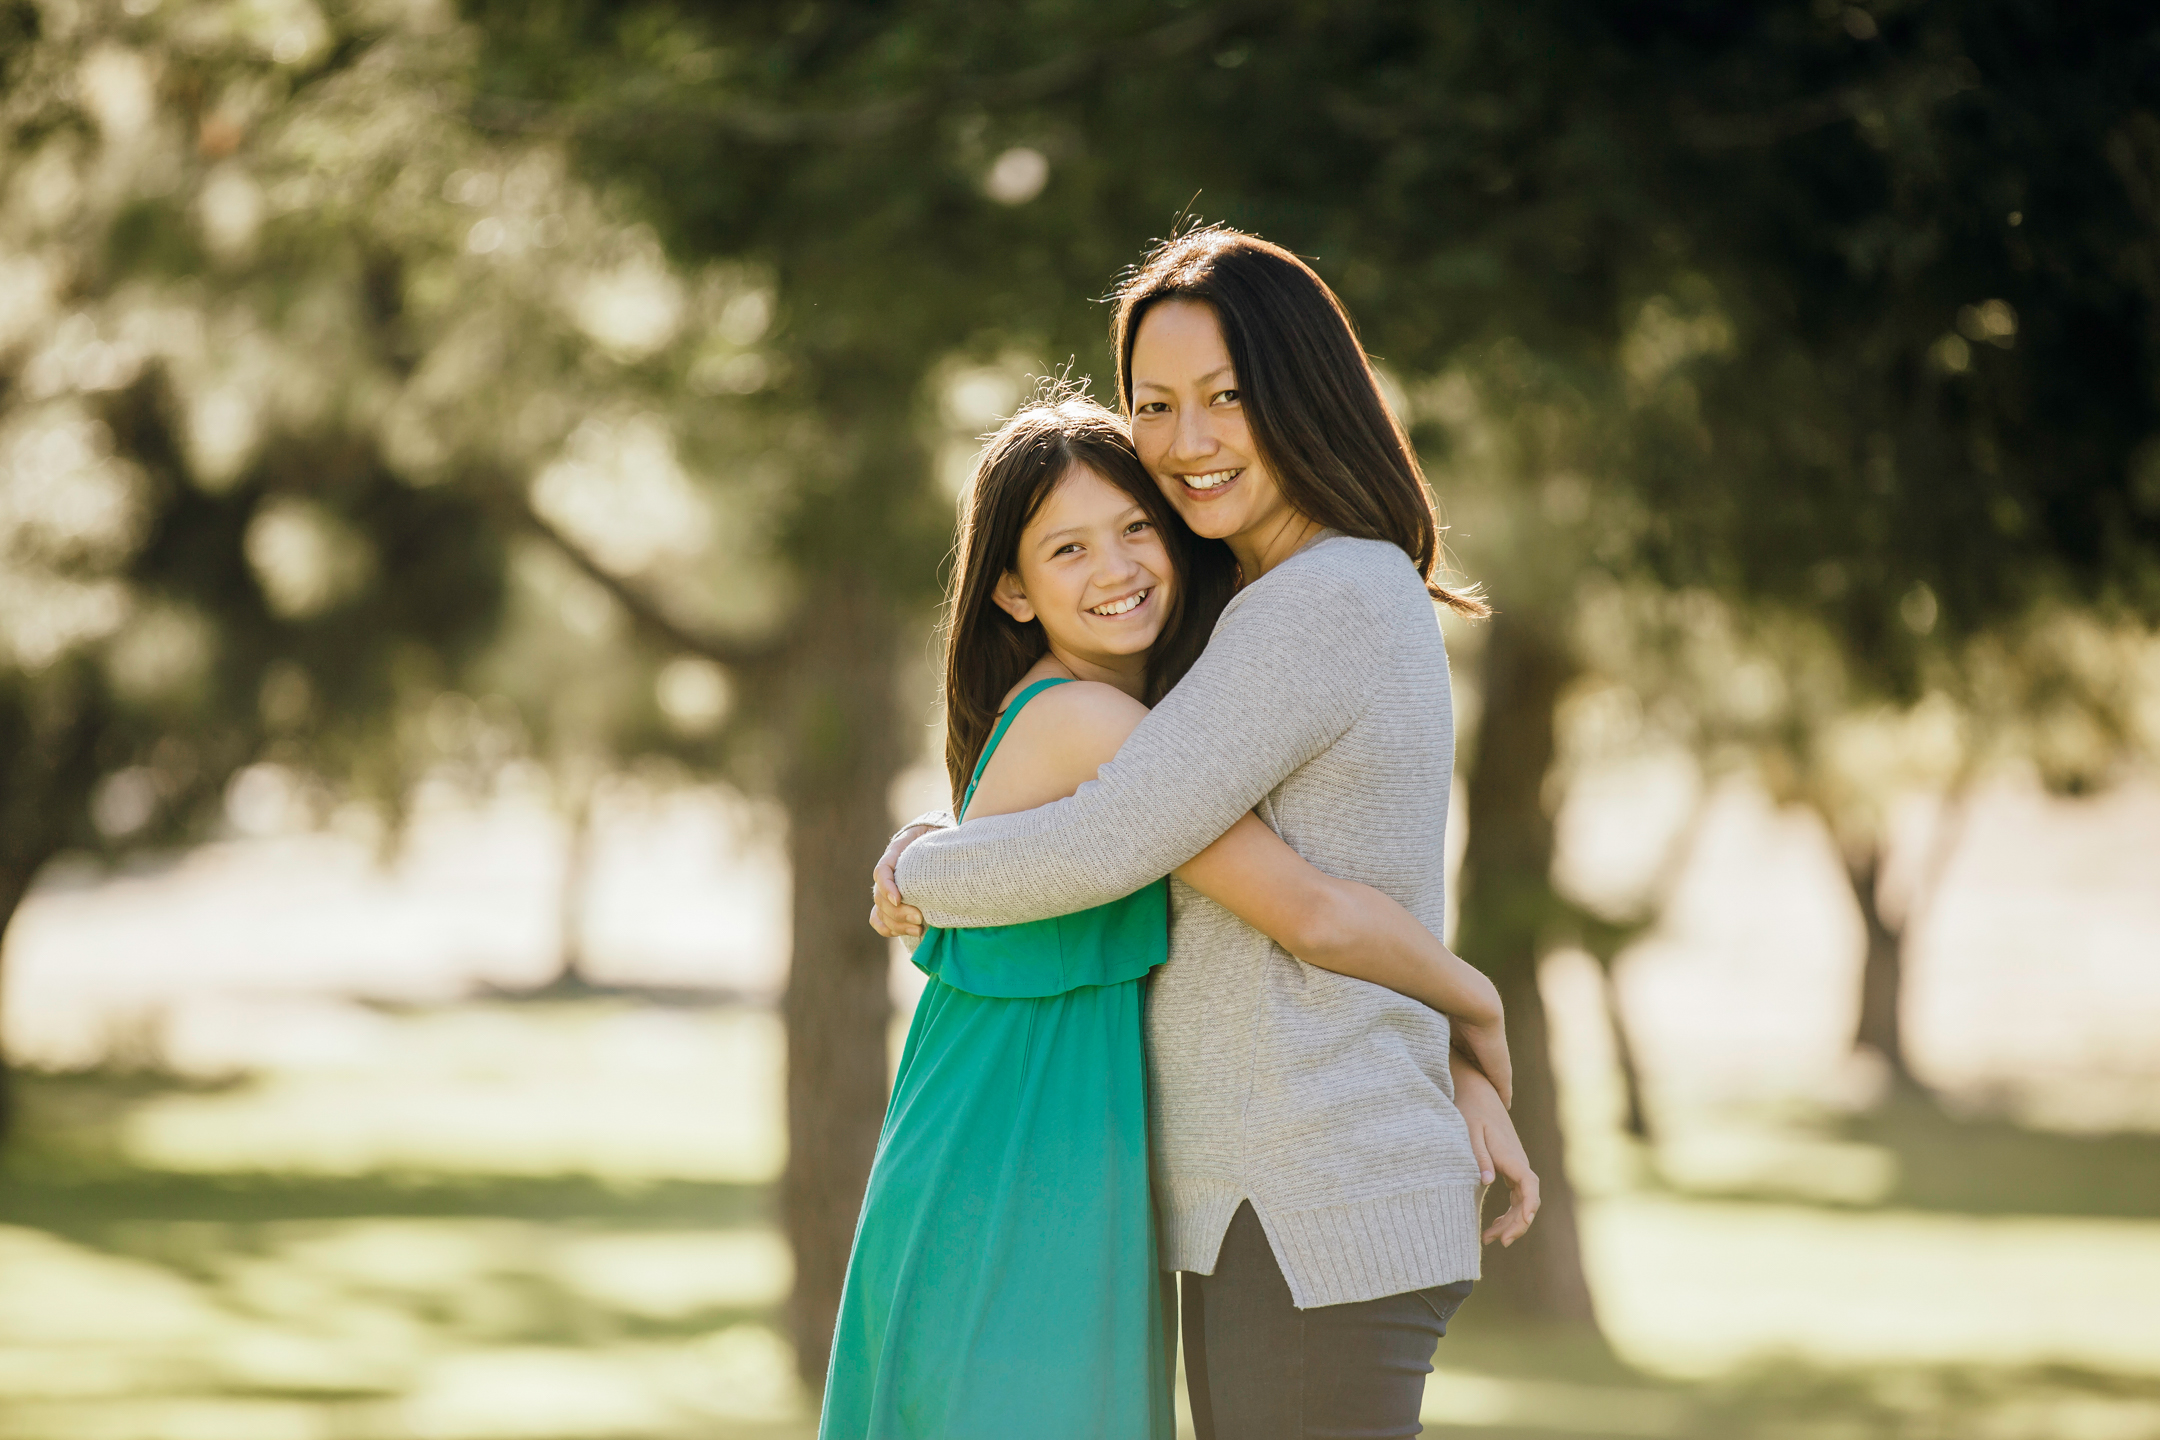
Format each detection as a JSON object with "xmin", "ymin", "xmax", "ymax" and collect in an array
[{"xmin": 1133, "ymin": 365, "xmax": 1236, "ymax": 393}]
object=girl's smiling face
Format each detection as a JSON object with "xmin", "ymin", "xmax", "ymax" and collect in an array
[{"xmin": 993, "ymin": 463, "xmax": 1175, "ymax": 678}]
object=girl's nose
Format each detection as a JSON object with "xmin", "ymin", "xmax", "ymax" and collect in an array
[{"xmin": 1097, "ymin": 543, "xmax": 1144, "ymax": 583}]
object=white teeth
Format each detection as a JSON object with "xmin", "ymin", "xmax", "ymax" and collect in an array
[
  {"xmin": 1089, "ymin": 589, "xmax": 1148, "ymax": 617},
  {"xmin": 1185, "ymin": 469, "xmax": 1240, "ymax": 490}
]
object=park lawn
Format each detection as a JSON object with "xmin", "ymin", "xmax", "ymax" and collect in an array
[{"xmin": 3, "ymin": 1001, "xmax": 2159, "ymax": 1440}]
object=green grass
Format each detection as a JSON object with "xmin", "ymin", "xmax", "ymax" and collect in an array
[{"xmin": 4, "ymin": 1001, "xmax": 2159, "ymax": 1440}]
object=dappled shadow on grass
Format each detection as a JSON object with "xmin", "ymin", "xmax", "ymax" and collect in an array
[
  {"xmin": 1, "ymin": 1163, "xmax": 774, "ymax": 1237},
  {"xmin": 3, "ymin": 1061, "xmax": 774, "ymax": 1244},
  {"xmin": 1850, "ymin": 1093, "xmax": 2160, "ymax": 1219},
  {"xmin": 0, "ymin": 1065, "xmax": 811, "ymax": 1440},
  {"xmin": 1425, "ymin": 1340, "xmax": 2160, "ymax": 1440},
  {"xmin": 1641, "ymin": 1088, "xmax": 2160, "ymax": 1220},
  {"xmin": 12, "ymin": 1044, "xmax": 2160, "ymax": 1440},
  {"xmin": 1681, "ymin": 1358, "xmax": 2160, "ymax": 1440}
]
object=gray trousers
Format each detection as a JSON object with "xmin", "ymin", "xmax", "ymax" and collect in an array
[{"xmin": 1180, "ymin": 1202, "xmax": 1473, "ymax": 1439}]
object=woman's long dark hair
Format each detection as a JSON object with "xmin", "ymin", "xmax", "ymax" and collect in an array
[
  {"xmin": 1112, "ymin": 226, "xmax": 1489, "ymax": 618},
  {"xmin": 942, "ymin": 388, "xmax": 1237, "ymax": 807}
]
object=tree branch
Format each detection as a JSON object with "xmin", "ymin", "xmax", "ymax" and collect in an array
[{"xmin": 502, "ymin": 488, "xmax": 783, "ymax": 672}]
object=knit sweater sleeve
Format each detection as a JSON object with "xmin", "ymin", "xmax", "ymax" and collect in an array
[{"xmin": 895, "ymin": 554, "xmax": 1384, "ymax": 927}]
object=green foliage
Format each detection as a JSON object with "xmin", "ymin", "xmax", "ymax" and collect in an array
[
  {"xmin": 462, "ymin": 0, "xmax": 2160, "ymax": 670},
  {"xmin": 0, "ymin": 0, "xmax": 805, "ymax": 900}
]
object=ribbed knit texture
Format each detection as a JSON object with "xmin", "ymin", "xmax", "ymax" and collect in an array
[{"xmin": 897, "ymin": 536, "xmax": 1483, "ymax": 1308}]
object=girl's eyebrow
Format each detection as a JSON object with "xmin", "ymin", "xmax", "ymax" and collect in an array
[{"xmin": 1037, "ymin": 506, "xmax": 1147, "ymax": 545}]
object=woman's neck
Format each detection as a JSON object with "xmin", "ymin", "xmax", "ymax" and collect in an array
[
  {"xmin": 1032, "ymin": 643, "xmax": 1149, "ymax": 702},
  {"xmin": 1228, "ymin": 508, "xmax": 1326, "ymax": 584}
]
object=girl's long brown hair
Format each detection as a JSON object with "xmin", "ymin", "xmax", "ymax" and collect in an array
[
  {"xmin": 1112, "ymin": 226, "xmax": 1489, "ymax": 618},
  {"xmin": 942, "ymin": 388, "xmax": 1237, "ymax": 808}
]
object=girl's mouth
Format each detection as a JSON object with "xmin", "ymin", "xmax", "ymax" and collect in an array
[
  {"xmin": 1179, "ymin": 467, "xmax": 1242, "ymax": 496},
  {"xmin": 1087, "ymin": 587, "xmax": 1152, "ymax": 618}
]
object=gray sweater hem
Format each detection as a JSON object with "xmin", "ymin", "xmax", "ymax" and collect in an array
[{"xmin": 1160, "ymin": 1178, "xmax": 1485, "ymax": 1308}]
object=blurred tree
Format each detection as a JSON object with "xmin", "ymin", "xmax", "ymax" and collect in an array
[
  {"xmin": 461, "ymin": 1, "xmax": 1273, "ymax": 1378},
  {"xmin": 0, "ymin": 1, "xmax": 786, "ymax": 1130},
  {"xmin": 1598, "ymin": 0, "xmax": 2160, "ymax": 1103},
  {"xmin": 459, "ymin": 0, "xmax": 2160, "ymax": 1360},
  {"xmin": 0, "ymin": 9, "xmax": 512, "ymax": 1135}
]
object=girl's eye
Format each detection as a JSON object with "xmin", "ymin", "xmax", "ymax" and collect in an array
[
  {"xmin": 1054, "ymin": 543, "xmax": 1081, "ymax": 557},
  {"xmin": 1126, "ymin": 521, "xmax": 1153, "ymax": 536}
]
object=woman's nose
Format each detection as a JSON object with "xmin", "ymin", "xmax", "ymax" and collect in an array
[{"xmin": 1169, "ymin": 405, "xmax": 1216, "ymax": 464}]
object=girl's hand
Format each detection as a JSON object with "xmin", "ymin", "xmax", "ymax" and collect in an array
[
  {"xmin": 868, "ymin": 826, "xmax": 930, "ymax": 939},
  {"xmin": 1452, "ymin": 1054, "xmax": 1540, "ymax": 1247},
  {"xmin": 1450, "ymin": 994, "xmax": 1513, "ymax": 1110}
]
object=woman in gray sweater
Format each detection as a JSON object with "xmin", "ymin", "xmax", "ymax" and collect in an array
[{"xmin": 878, "ymin": 227, "xmax": 1539, "ymax": 1438}]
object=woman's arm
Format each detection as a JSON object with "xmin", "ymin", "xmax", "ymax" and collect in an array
[
  {"xmin": 895, "ymin": 560, "xmax": 1385, "ymax": 927},
  {"xmin": 1175, "ymin": 814, "xmax": 1512, "ymax": 1105}
]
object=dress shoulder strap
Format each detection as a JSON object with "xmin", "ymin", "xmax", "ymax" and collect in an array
[{"xmin": 961, "ymin": 677, "xmax": 1073, "ymax": 819}]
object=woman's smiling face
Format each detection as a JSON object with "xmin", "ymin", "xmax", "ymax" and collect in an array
[
  {"xmin": 995, "ymin": 463, "xmax": 1175, "ymax": 670},
  {"xmin": 1128, "ymin": 298, "xmax": 1296, "ymax": 548}
]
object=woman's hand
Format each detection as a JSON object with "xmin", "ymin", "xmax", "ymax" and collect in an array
[
  {"xmin": 868, "ymin": 826, "xmax": 931, "ymax": 939},
  {"xmin": 1451, "ymin": 1053, "xmax": 1540, "ymax": 1247},
  {"xmin": 1449, "ymin": 985, "xmax": 1513, "ymax": 1110}
]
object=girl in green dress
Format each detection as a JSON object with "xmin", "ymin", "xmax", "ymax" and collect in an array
[{"xmin": 820, "ymin": 392, "xmax": 1516, "ymax": 1440}]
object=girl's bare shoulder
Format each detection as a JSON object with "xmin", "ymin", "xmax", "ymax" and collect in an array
[{"xmin": 966, "ymin": 681, "xmax": 1148, "ymax": 818}]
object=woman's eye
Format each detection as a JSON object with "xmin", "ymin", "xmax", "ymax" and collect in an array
[
  {"xmin": 1135, "ymin": 401, "xmax": 1168, "ymax": 416},
  {"xmin": 1212, "ymin": 388, "xmax": 1240, "ymax": 405}
]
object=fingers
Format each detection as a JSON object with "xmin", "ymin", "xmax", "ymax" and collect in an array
[
  {"xmin": 870, "ymin": 850, "xmax": 924, "ymax": 937},
  {"xmin": 1466, "ymin": 1118, "xmax": 1495, "ymax": 1187},
  {"xmin": 1484, "ymin": 1190, "xmax": 1528, "ymax": 1246},
  {"xmin": 870, "ymin": 892, "xmax": 919, "ymax": 939},
  {"xmin": 1492, "ymin": 1168, "xmax": 1541, "ymax": 1247}
]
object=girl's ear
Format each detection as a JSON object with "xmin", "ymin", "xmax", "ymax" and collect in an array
[{"xmin": 991, "ymin": 570, "xmax": 1036, "ymax": 624}]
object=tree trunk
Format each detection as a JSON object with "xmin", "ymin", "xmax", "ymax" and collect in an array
[
  {"xmin": 1453, "ymin": 606, "xmax": 1601, "ymax": 1330},
  {"xmin": 1602, "ymin": 966, "xmax": 1652, "ymax": 1141},
  {"xmin": 0, "ymin": 682, "xmax": 101, "ymax": 1149},
  {"xmin": 0, "ymin": 866, "xmax": 37, "ymax": 1145},
  {"xmin": 779, "ymin": 580, "xmax": 907, "ymax": 1389},
  {"xmin": 1844, "ymin": 844, "xmax": 1915, "ymax": 1088},
  {"xmin": 555, "ymin": 778, "xmax": 596, "ymax": 991}
]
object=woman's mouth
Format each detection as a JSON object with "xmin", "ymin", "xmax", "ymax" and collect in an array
[
  {"xmin": 1179, "ymin": 468, "xmax": 1242, "ymax": 495},
  {"xmin": 1087, "ymin": 588, "xmax": 1152, "ymax": 618}
]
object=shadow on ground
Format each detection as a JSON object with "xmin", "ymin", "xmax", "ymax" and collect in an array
[
  {"xmin": 6, "ymin": 1024, "xmax": 2160, "ymax": 1440},
  {"xmin": 1853, "ymin": 1093, "xmax": 2160, "ymax": 1219}
]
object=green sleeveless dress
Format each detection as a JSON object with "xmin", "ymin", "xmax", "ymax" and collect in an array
[{"xmin": 819, "ymin": 678, "xmax": 1174, "ymax": 1440}]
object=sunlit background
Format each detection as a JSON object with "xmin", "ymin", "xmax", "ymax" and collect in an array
[{"xmin": 5, "ymin": 2, "xmax": 2160, "ymax": 1438}]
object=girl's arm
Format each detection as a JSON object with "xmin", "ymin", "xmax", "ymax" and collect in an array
[
  {"xmin": 1175, "ymin": 813, "xmax": 1512, "ymax": 1106},
  {"xmin": 1453, "ymin": 1051, "xmax": 1539, "ymax": 1247}
]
